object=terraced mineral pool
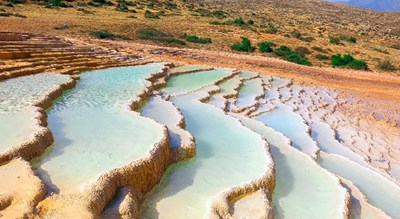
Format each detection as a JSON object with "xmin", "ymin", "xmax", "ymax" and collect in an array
[
  {"xmin": 0, "ymin": 73, "xmax": 71, "ymax": 153},
  {"xmin": 35, "ymin": 63, "xmax": 167, "ymax": 194},
  {"xmin": 235, "ymin": 77, "xmax": 264, "ymax": 109},
  {"xmin": 169, "ymin": 65, "xmax": 211, "ymax": 74},
  {"xmin": 0, "ymin": 111, "xmax": 40, "ymax": 153},
  {"xmin": 218, "ymin": 75, "xmax": 241, "ymax": 96},
  {"xmin": 311, "ymin": 120, "xmax": 366, "ymax": 165},
  {"xmin": 270, "ymin": 76, "xmax": 291, "ymax": 89},
  {"xmin": 257, "ymin": 101, "xmax": 318, "ymax": 157},
  {"xmin": 236, "ymin": 115, "xmax": 347, "ymax": 219},
  {"xmin": 239, "ymin": 70, "xmax": 258, "ymax": 79},
  {"xmin": 141, "ymin": 96, "xmax": 189, "ymax": 148},
  {"xmin": 142, "ymin": 87, "xmax": 269, "ymax": 218},
  {"xmin": 318, "ymin": 153, "xmax": 400, "ymax": 218},
  {"xmin": 162, "ymin": 68, "xmax": 232, "ymax": 95}
]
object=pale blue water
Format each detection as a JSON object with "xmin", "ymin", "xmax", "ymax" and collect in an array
[
  {"xmin": 235, "ymin": 78, "xmax": 264, "ymax": 109},
  {"xmin": 318, "ymin": 153, "xmax": 400, "ymax": 219},
  {"xmin": 257, "ymin": 102, "xmax": 318, "ymax": 157},
  {"xmin": 0, "ymin": 73, "xmax": 71, "ymax": 153},
  {"xmin": 162, "ymin": 68, "xmax": 232, "ymax": 95},
  {"xmin": 36, "ymin": 63, "xmax": 167, "ymax": 194},
  {"xmin": 236, "ymin": 115, "xmax": 347, "ymax": 219},
  {"xmin": 0, "ymin": 73, "xmax": 71, "ymax": 111},
  {"xmin": 142, "ymin": 87, "xmax": 269, "ymax": 218}
]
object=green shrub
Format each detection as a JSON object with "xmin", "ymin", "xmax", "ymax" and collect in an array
[
  {"xmin": 184, "ymin": 35, "xmax": 212, "ymax": 44},
  {"xmin": 8, "ymin": 0, "xmax": 25, "ymax": 4},
  {"xmin": 195, "ymin": 9, "xmax": 226, "ymax": 18},
  {"xmin": 295, "ymin": 46, "xmax": 311, "ymax": 57},
  {"xmin": 233, "ymin": 17, "xmax": 245, "ymax": 26},
  {"xmin": 301, "ymin": 36, "xmax": 315, "ymax": 42},
  {"xmin": 378, "ymin": 60, "xmax": 396, "ymax": 71},
  {"xmin": 331, "ymin": 54, "xmax": 368, "ymax": 70},
  {"xmin": 137, "ymin": 28, "xmax": 185, "ymax": 45},
  {"xmin": 89, "ymin": 30, "xmax": 115, "ymax": 39},
  {"xmin": 247, "ymin": 20, "xmax": 254, "ymax": 25},
  {"xmin": 312, "ymin": 46, "xmax": 325, "ymax": 53},
  {"xmin": 315, "ymin": 54, "xmax": 329, "ymax": 60},
  {"xmin": 273, "ymin": 46, "xmax": 292, "ymax": 56},
  {"xmin": 264, "ymin": 23, "xmax": 278, "ymax": 34},
  {"xmin": 291, "ymin": 30, "xmax": 301, "ymax": 39},
  {"xmin": 147, "ymin": 2, "xmax": 154, "ymax": 8},
  {"xmin": 144, "ymin": 10, "xmax": 159, "ymax": 19},
  {"xmin": 347, "ymin": 37, "xmax": 357, "ymax": 43},
  {"xmin": 258, "ymin": 41, "xmax": 276, "ymax": 53},
  {"xmin": 273, "ymin": 46, "xmax": 312, "ymax": 66},
  {"xmin": 329, "ymin": 36, "xmax": 341, "ymax": 45},
  {"xmin": 0, "ymin": 11, "xmax": 10, "ymax": 16},
  {"xmin": 230, "ymin": 37, "xmax": 255, "ymax": 52},
  {"xmin": 209, "ymin": 10, "xmax": 226, "ymax": 18},
  {"xmin": 51, "ymin": 0, "xmax": 68, "ymax": 7}
]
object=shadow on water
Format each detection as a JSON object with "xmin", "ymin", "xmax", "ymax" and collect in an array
[
  {"xmin": 141, "ymin": 157, "xmax": 198, "ymax": 218},
  {"xmin": 270, "ymin": 145, "xmax": 295, "ymax": 219}
]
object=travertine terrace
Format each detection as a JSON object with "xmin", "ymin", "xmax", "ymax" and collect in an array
[{"xmin": 0, "ymin": 32, "xmax": 399, "ymax": 219}]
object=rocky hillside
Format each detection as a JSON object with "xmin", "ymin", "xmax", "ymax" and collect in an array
[{"xmin": 0, "ymin": 0, "xmax": 399, "ymax": 73}]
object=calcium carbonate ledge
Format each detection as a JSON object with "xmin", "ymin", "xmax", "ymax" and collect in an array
[
  {"xmin": 233, "ymin": 114, "xmax": 351, "ymax": 219},
  {"xmin": 166, "ymin": 69, "xmax": 239, "ymax": 98},
  {"xmin": 76, "ymin": 64, "xmax": 176, "ymax": 215},
  {"xmin": 294, "ymin": 88, "xmax": 400, "ymax": 187},
  {"xmin": 0, "ymin": 75, "xmax": 77, "ymax": 164},
  {"xmin": 140, "ymin": 95, "xmax": 196, "ymax": 164},
  {"xmin": 168, "ymin": 64, "xmax": 214, "ymax": 75},
  {"xmin": 0, "ymin": 158, "xmax": 45, "ymax": 218},
  {"xmin": 77, "ymin": 63, "xmax": 198, "ymax": 217},
  {"xmin": 163, "ymin": 99, "xmax": 196, "ymax": 164},
  {"xmin": 230, "ymin": 77, "xmax": 266, "ymax": 114},
  {"xmin": 129, "ymin": 64, "xmax": 197, "ymax": 164},
  {"xmin": 196, "ymin": 85, "xmax": 276, "ymax": 219}
]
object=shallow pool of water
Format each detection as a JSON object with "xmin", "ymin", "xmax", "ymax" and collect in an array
[
  {"xmin": 318, "ymin": 153, "xmax": 400, "ymax": 218},
  {"xmin": 236, "ymin": 115, "xmax": 347, "ymax": 219},
  {"xmin": 235, "ymin": 78, "xmax": 264, "ymax": 109},
  {"xmin": 257, "ymin": 101, "xmax": 318, "ymax": 157},
  {"xmin": 142, "ymin": 87, "xmax": 269, "ymax": 218},
  {"xmin": 36, "ymin": 63, "xmax": 167, "ymax": 194},
  {"xmin": 0, "ymin": 73, "xmax": 72, "ymax": 153},
  {"xmin": 162, "ymin": 68, "xmax": 232, "ymax": 95}
]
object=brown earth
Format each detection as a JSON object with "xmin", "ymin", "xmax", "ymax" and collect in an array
[{"xmin": 0, "ymin": 1, "xmax": 399, "ymax": 73}]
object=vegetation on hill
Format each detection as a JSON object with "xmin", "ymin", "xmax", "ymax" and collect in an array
[
  {"xmin": 273, "ymin": 46, "xmax": 312, "ymax": 66},
  {"xmin": 137, "ymin": 28, "xmax": 185, "ymax": 45},
  {"xmin": 230, "ymin": 37, "xmax": 255, "ymax": 52},
  {"xmin": 331, "ymin": 54, "xmax": 368, "ymax": 70},
  {"xmin": 0, "ymin": 0, "xmax": 399, "ymax": 73}
]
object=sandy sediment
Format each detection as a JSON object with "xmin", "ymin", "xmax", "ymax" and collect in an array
[
  {"xmin": 0, "ymin": 158, "xmax": 45, "ymax": 218},
  {"xmin": 231, "ymin": 189, "xmax": 272, "ymax": 219},
  {"xmin": 101, "ymin": 186, "xmax": 140, "ymax": 219},
  {"xmin": 0, "ymin": 75, "xmax": 76, "ymax": 164}
]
